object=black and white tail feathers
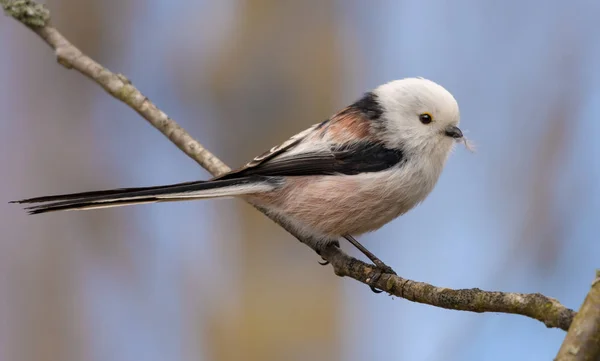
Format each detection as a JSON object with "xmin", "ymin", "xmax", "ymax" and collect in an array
[{"xmin": 11, "ymin": 176, "xmax": 279, "ymax": 215}]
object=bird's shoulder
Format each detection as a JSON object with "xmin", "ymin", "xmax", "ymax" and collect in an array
[
  {"xmin": 250, "ymin": 96, "xmax": 382, "ymax": 162},
  {"xmin": 215, "ymin": 93, "xmax": 389, "ymax": 180}
]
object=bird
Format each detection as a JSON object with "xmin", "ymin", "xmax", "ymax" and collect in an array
[{"xmin": 12, "ymin": 77, "xmax": 466, "ymax": 285}]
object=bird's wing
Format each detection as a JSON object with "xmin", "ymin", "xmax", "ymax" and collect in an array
[
  {"xmin": 217, "ymin": 103, "xmax": 402, "ymax": 180},
  {"xmin": 218, "ymin": 141, "xmax": 404, "ymax": 178}
]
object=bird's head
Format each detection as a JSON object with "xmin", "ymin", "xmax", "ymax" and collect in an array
[{"xmin": 373, "ymin": 77, "xmax": 466, "ymax": 159}]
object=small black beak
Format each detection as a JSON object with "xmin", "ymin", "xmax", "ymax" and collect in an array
[{"xmin": 445, "ymin": 125, "xmax": 463, "ymax": 139}]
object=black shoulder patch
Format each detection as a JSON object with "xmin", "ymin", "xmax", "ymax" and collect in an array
[
  {"xmin": 350, "ymin": 92, "xmax": 383, "ymax": 121},
  {"xmin": 330, "ymin": 142, "xmax": 404, "ymax": 175}
]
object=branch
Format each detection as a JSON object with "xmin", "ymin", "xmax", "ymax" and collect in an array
[
  {"xmin": 320, "ymin": 245, "xmax": 574, "ymax": 330},
  {"xmin": 2, "ymin": 0, "xmax": 231, "ymax": 177},
  {"xmin": 555, "ymin": 270, "xmax": 600, "ymax": 360},
  {"xmin": 3, "ymin": 0, "xmax": 576, "ymax": 332}
]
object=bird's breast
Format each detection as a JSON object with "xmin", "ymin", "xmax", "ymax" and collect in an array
[{"xmin": 251, "ymin": 159, "xmax": 443, "ymax": 238}]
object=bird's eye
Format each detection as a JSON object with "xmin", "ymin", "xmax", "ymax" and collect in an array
[{"xmin": 419, "ymin": 113, "xmax": 433, "ymax": 124}]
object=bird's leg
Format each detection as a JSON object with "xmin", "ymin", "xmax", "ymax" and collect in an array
[
  {"xmin": 343, "ymin": 234, "xmax": 395, "ymax": 273},
  {"xmin": 343, "ymin": 234, "xmax": 396, "ymax": 293}
]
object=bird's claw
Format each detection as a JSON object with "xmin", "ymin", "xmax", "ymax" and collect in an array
[
  {"xmin": 372, "ymin": 262, "xmax": 396, "ymax": 276},
  {"xmin": 314, "ymin": 240, "xmax": 339, "ymax": 266},
  {"xmin": 365, "ymin": 262, "xmax": 397, "ymax": 294}
]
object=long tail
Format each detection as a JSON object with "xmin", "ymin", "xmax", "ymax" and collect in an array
[{"xmin": 11, "ymin": 176, "xmax": 278, "ymax": 215}]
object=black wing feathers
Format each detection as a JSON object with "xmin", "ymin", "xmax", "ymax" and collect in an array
[{"xmin": 219, "ymin": 141, "xmax": 404, "ymax": 179}]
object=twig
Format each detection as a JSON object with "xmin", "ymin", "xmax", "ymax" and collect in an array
[
  {"xmin": 555, "ymin": 270, "xmax": 600, "ymax": 360},
  {"xmin": 2, "ymin": 0, "xmax": 577, "ymax": 332}
]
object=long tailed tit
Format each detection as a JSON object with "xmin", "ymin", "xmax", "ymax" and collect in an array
[{"xmin": 12, "ymin": 78, "xmax": 466, "ymax": 276}]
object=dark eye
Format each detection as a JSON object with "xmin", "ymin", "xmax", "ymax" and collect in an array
[{"xmin": 419, "ymin": 113, "xmax": 433, "ymax": 124}]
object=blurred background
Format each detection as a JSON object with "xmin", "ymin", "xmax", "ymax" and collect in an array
[{"xmin": 1, "ymin": 0, "xmax": 599, "ymax": 360}]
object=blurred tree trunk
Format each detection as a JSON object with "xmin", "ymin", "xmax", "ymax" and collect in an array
[
  {"xmin": 205, "ymin": 1, "xmax": 342, "ymax": 361},
  {"xmin": 1, "ymin": 1, "xmax": 133, "ymax": 361}
]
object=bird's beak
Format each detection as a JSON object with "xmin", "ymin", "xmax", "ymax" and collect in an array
[{"xmin": 444, "ymin": 125, "xmax": 463, "ymax": 139}]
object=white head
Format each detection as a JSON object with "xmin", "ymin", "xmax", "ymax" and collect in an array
[{"xmin": 373, "ymin": 78, "xmax": 462, "ymax": 159}]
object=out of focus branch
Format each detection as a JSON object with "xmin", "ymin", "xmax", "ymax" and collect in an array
[
  {"xmin": 2, "ymin": 0, "xmax": 576, "ymax": 332},
  {"xmin": 555, "ymin": 270, "xmax": 600, "ymax": 361}
]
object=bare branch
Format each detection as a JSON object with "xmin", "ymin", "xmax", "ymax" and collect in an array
[
  {"xmin": 556, "ymin": 270, "xmax": 600, "ymax": 360},
  {"xmin": 2, "ymin": 0, "xmax": 576, "ymax": 332},
  {"xmin": 1, "ymin": 0, "xmax": 230, "ymax": 176},
  {"xmin": 320, "ymin": 245, "xmax": 575, "ymax": 330}
]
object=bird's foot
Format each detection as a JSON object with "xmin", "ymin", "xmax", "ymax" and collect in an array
[
  {"xmin": 315, "ymin": 239, "xmax": 340, "ymax": 266},
  {"xmin": 365, "ymin": 261, "xmax": 397, "ymax": 293},
  {"xmin": 341, "ymin": 234, "xmax": 396, "ymax": 293}
]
